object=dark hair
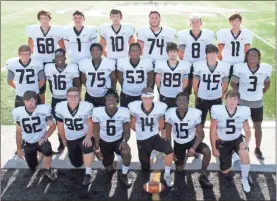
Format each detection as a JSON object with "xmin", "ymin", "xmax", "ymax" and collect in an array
[
  {"xmin": 129, "ymin": 43, "xmax": 141, "ymax": 52},
  {"xmin": 225, "ymin": 89, "xmax": 240, "ymax": 99},
  {"xmin": 166, "ymin": 42, "xmax": 178, "ymax": 53},
  {"xmin": 244, "ymin": 48, "xmax": 261, "ymax": 64},
  {"xmin": 104, "ymin": 88, "xmax": 119, "ymax": 100},
  {"xmin": 67, "ymin": 87, "xmax": 80, "ymax": 95},
  {"xmin": 37, "ymin": 10, "xmax": 51, "ymax": 20},
  {"xmin": 228, "ymin": 13, "xmax": 242, "ymax": 22},
  {"xmin": 149, "ymin": 11, "xmax": 160, "ymax": 18},
  {"xmin": 176, "ymin": 91, "xmax": 190, "ymax": 102},
  {"xmin": 110, "ymin": 9, "xmax": 122, "ymax": 17},
  {"xmin": 205, "ymin": 44, "xmax": 218, "ymax": 54},
  {"xmin": 18, "ymin": 45, "xmax": 31, "ymax": 53},
  {"xmin": 73, "ymin": 10, "xmax": 85, "ymax": 18},
  {"xmin": 90, "ymin": 43, "xmax": 103, "ymax": 52},
  {"xmin": 55, "ymin": 48, "xmax": 66, "ymax": 56},
  {"xmin": 23, "ymin": 91, "xmax": 37, "ymax": 101}
]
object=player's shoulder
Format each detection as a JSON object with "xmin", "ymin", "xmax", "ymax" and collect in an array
[
  {"xmin": 179, "ymin": 59, "xmax": 191, "ymax": 67},
  {"xmin": 193, "ymin": 60, "xmax": 206, "ymax": 68},
  {"xmin": 177, "ymin": 29, "xmax": 190, "ymax": 36},
  {"xmin": 237, "ymin": 105, "xmax": 251, "ymax": 116},
  {"xmin": 67, "ymin": 62, "xmax": 79, "ymax": 69},
  {"xmin": 241, "ymin": 29, "xmax": 253, "ymax": 35},
  {"xmin": 103, "ymin": 57, "xmax": 116, "ymax": 65},
  {"xmin": 233, "ymin": 62, "xmax": 247, "ymax": 69},
  {"xmin": 56, "ymin": 101, "xmax": 67, "ymax": 110},
  {"xmin": 79, "ymin": 58, "xmax": 91, "ymax": 65},
  {"xmin": 166, "ymin": 107, "xmax": 177, "ymax": 116},
  {"xmin": 26, "ymin": 24, "xmax": 39, "ymax": 31},
  {"xmin": 6, "ymin": 57, "xmax": 19, "ymax": 67},
  {"xmin": 122, "ymin": 23, "xmax": 134, "ymax": 30},
  {"xmin": 155, "ymin": 59, "xmax": 167, "ymax": 65},
  {"xmin": 117, "ymin": 57, "xmax": 128, "ymax": 65},
  {"xmin": 80, "ymin": 101, "xmax": 94, "ymax": 109},
  {"xmin": 31, "ymin": 57, "xmax": 44, "ymax": 65},
  {"xmin": 12, "ymin": 106, "xmax": 25, "ymax": 116},
  {"xmin": 141, "ymin": 57, "xmax": 153, "ymax": 65},
  {"xmin": 37, "ymin": 104, "xmax": 51, "ymax": 113},
  {"xmin": 202, "ymin": 29, "xmax": 214, "ymax": 36},
  {"xmin": 51, "ymin": 25, "xmax": 64, "ymax": 30},
  {"xmin": 216, "ymin": 28, "xmax": 229, "ymax": 35},
  {"xmin": 211, "ymin": 104, "xmax": 224, "ymax": 112},
  {"xmin": 155, "ymin": 101, "xmax": 167, "ymax": 111},
  {"xmin": 217, "ymin": 61, "xmax": 231, "ymax": 70},
  {"xmin": 136, "ymin": 26, "xmax": 148, "ymax": 33},
  {"xmin": 84, "ymin": 25, "xmax": 97, "ymax": 31},
  {"xmin": 162, "ymin": 26, "xmax": 176, "ymax": 34},
  {"xmin": 99, "ymin": 23, "xmax": 111, "ymax": 31},
  {"xmin": 260, "ymin": 63, "xmax": 272, "ymax": 71},
  {"xmin": 189, "ymin": 107, "xmax": 202, "ymax": 116},
  {"xmin": 93, "ymin": 106, "xmax": 105, "ymax": 114},
  {"xmin": 118, "ymin": 106, "xmax": 131, "ymax": 116},
  {"xmin": 128, "ymin": 100, "xmax": 141, "ymax": 110}
]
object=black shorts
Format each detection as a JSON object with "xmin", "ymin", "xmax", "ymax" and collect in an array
[
  {"xmin": 183, "ymin": 65, "xmax": 193, "ymax": 95},
  {"xmin": 120, "ymin": 92, "xmax": 141, "ymax": 108},
  {"xmin": 160, "ymin": 94, "xmax": 177, "ymax": 109},
  {"xmin": 15, "ymin": 94, "xmax": 41, "ymax": 108},
  {"xmin": 51, "ymin": 97, "xmax": 67, "ymax": 119},
  {"xmin": 195, "ymin": 97, "xmax": 222, "ymax": 125},
  {"xmin": 100, "ymin": 138, "xmax": 124, "ymax": 167},
  {"xmin": 85, "ymin": 92, "xmax": 105, "ymax": 107},
  {"xmin": 216, "ymin": 135, "xmax": 245, "ymax": 171},
  {"xmin": 67, "ymin": 136, "xmax": 94, "ymax": 168},
  {"xmin": 250, "ymin": 106, "xmax": 263, "ymax": 122},
  {"xmin": 174, "ymin": 138, "xmax": 209, "ymax": 166},
  {"xmin": 137, "ymin": 134, "xmax": 173, "ymax": 170},
  {"xmin": 23, "ymin": 140, "xmax": 52, "ymax": 170}
]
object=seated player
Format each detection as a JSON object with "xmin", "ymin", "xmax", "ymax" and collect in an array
[
  {"xmin": 210, "ymin": 89, "xmax": 252, "ymax": 193},
  {"xmin": 12, "ymin": 91, "xmax": 57, "ymax": 180},
  {"xmin": 45, "ymin": 48, "xmax": 81, "ymax": 153},
  {"xmin": 117, "ymin": 43, "xmax": 154, "ymax": 108},
  {"xmin": 128, "ymin": 87, "xmax": 174, "ymax": 187},
  {"xmin": 165, "ymin": 92, "xmax": 213, "ymax": 188},
  {"xmin": 93, "ymin": 89, "xmax": 132, "ymax": 188},
  {"xmin": 55, "ymin": 87, "xmax": 95, "ymax": 186}
]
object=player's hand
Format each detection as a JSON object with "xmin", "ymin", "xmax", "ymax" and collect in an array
[
  {"xmin": 239, "ymin": 141, "xmax": 249, "ymax": 150},
  {"xmin": 186, "ymin": 148, "xmax": 195, "ymax": 157},
  {"xmin": 119, "ymin": 141, "xmax": 130, "ymax": 153},
  {"xmin": 82, "ymin": 136, "xmax": 92, "ymax": 147},
  {"xmin": 212, "ymin": 149, "xmax": 220, "ymax": 157},
  {"xmin": 38, "ymin": 137, "xmax": 47, "ymax": 146},
  {"xmin": 95, "ymin": 151, "xmax": 104, "ymax": 161},
  {"xmin": 17, "ymin": 149, "xmax": 24, "ymax": 159},
  {"xmin": 62, "ymin": 140, "xmax": 67, "ymax": 147}
]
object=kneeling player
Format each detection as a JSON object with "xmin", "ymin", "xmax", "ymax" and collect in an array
[
  {"xmin": 93, "ymin": 89, "xmax": 132, "ymax": 188},
  {"xmin": 12, "ymin": 91, "xmax": 57, "ymax": 180},
  {"xmin": 128, "ymin": 87, "xmax": 174, "ymax": 187},
  {"xmin": 55, "ymin": 87, "xmax": 95, "ymax": 186},
  {"xmin": 165, "ymin": 92, "xmax": 213, "ymax": 188},
  {"xmin": 210, "ymin": 89, "xmax": 251, "ymax": 193}
]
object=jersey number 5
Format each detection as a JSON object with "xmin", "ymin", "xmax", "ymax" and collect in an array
[
  {"xmin": 22, "ymin": 117, "xmax": 42, "ymax": 134},
  {"xmin": 226, "ymin": 119, "xmax": 236, "ymax": 134}
]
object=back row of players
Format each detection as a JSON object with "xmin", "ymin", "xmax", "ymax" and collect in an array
[{"xmin": 7, "ymin": 9, "xmax": 272, "ymax": 193}]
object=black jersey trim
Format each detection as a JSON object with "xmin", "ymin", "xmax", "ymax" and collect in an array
[{"xmin": 141, "ymin": 102, "xmax": 155, "ymax": 116}]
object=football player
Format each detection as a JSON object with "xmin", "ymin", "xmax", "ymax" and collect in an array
[
  {"xmin": 210, "ymin": 89, "xmax": 252, "ymax": 193},
  {"xmin": 137, "ymin": 11, "xmax": 176, "ymax": 61},
  {"xmin": 128, "ymin": 87, "xmax": 174, "ymax": 187},
  {"xmin": 55, "ymin": 87, "xmax": 95, "ymax": 186},
  {"xmin": 231, "ymin": 48, "xmax": 272, "ymax": 160},
  {"xmin": 93, "ymin": 89, "xmax": 132, "ymax": 188},
  {"xmin": 193, "ymin": 44, "xmax": 230, "ymax": 127},
  {"xmin": 79, "ymin": 43, "xmax": 117, "ymax": 107},
  {"xmin": 26, "ymin": 10, "xmax": 64, "ymax": 104},
  {"xmin": 117, "ymin": 43, "xmax": 154, "ymax": 107},
  {"xmin": 12, "ymin": 91, "xmax": 57, "ymax": 180},
  {"xmin": 178, "ymin": 13, "xmax": 214, "ymax": 95},
  {"xmin": 63, "ymin": 10, "xmax": 97, "ymax": 64},
  {"xmin": 45, "ymin": 49, "xmax": 81, "ymax": 153},
  {"xmin": 165, "ymin": 92, "xmax": 213, "ymax": 188},
  {"xmin": 99, "ymin": 9, "xmax": 136, "ymax": 60},
  {"xmin": 7, "ymin": 45, "xmax": 45, "ymax": 108}
]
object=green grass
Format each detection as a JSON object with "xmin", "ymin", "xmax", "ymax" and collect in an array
[{"xmin": 1, "ymin": 1, "xmax": 275, "ymax": 124}]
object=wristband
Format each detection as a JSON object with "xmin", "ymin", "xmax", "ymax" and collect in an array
[{"xmin": 95, "ymin": 148, "xmax": 100, "ymax": 153}]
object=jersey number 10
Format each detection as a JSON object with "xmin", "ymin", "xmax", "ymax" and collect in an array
[{"xmin": 111, "ymin": 36, "xmax": 124, "ymax": 52}]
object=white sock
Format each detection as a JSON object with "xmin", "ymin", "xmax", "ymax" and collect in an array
[
  {"xmin": 165, "ymin": 166, "xmax": 171, "ymax": 176},
  {"xmin": 240, "ymin": 164, "xmax": 250, "ymax": 181},
  {"xmin": 85, "ymin": 167, "xmax": 92, "ymax": 175},
  {"xmin": 116, "ymin": 154, "xmax": 122, "ymax": 161},
  {"xmin": 122, "ymin": 165, "xmax": 129, "ymax": 175}
]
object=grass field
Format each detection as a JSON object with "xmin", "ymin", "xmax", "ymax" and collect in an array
[{"xmin": 1, "ymin": 1, "xmax": 275, "ymax": 125}]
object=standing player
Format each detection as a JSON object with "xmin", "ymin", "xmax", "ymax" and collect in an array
[
  {"xmin": 193, "ymin": 44, "xmax": 230, "ymax": 127},
  {"xmin": 79, "ymin": 43, "xmax": 117, "ymax": 107},
  {"xmin": 117, "ymin": 43, "xmax": 154, "ymax": 107},
  {"xmin": 137, "ymin": 11, "xmax": 176, "ymax": 61},
  {"xmin": 177, "ymin": 13, "xmax": 214, "ymax": 95},
  {"xmin": 128, "ymin": 87, "xmax": 174, "ymax": 187},
  {"xmin": 26, "ymin": 10, "xmax": 64, "ymax": 104},
  {"xmin": 55, "ymin": 87, "xmax": 95, "ymax": 186},
  {"xmin": 12, "ymin": 91, "xmax": 57, "ymax": 180},
  {"xmin": 63, "ymin": 10, "xmax": 97, "ymax": 64},
  {"xmin": 210, "ymin": 89, "xmax": 252, "ymax": 193},
  {"xmin": 231, "ymin": 48, "xmax": 272, "ymax": 160},
  {"xmin": 165, "ymin": 92, "xmax": 213, "ymax": 188},
  {"xmin": 93, "ymin": 89, "xmax": 132, "ymax": 188},
  {"xmin": 99, "ymin": 9, "xmax": 136, "ymax": 60},
  {"xmin": 45, "ymin": 49, "xmax": 81, "ymax": 153}
]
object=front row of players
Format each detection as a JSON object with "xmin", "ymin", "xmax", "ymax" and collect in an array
[{"xmin": 12, "ymin": 87, "xmax": 252, "ymax": 193}]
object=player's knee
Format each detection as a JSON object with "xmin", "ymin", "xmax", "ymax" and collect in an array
[
  {"xmin": 239, "ymin": 149, "xmax": 249, "ymax": 161},
  {"xmin": 202, "ymin": 147, "xmax": 211, "ymax": 157},
  {"xmin": 24, "ymin": 145, "xmax": 34, "ymax": 155},
  {"xmin": 220, "ymin": 162, "xmax": 232, "ymax": 173},
  {"xmin": 70, "ymin": 157, "xmax": 83, "ymax": 168},
  {"xmin": 176, "ymin": 165, "xmax": 185, "ymax": 173},
  {"xmin": 40, "ymin": 141, "xmax": 52, "ymax": 157},
  {"xmin": 254, "ymin": 123, "xmax": 262, "ymax": 132},
  {"xmin": 175, "ymin": 159, "xmax": 184, "ymax": 168},
  {"xmin": 120, "ymin": 150, "xmax": 131, "ymax": 161},
  {"xmin": 81, "ymin": 143, "xmax": 94, "ymax": 154}
]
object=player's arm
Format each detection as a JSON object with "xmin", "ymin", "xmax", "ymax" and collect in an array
[
  {"xmin": 73, "ymin": 77, "xmax": 81, "ymax": 91},
  {"xmin": 99, "ymin": 36, "xmax": 107, "ymax": 57},
  {"xmin": 243, "ymin": 120, "xmax": 251, "ymax": 147},
  {"xmin": 165, "ymin": 122, "xmax": 172, "ymax": 147},
  {"xmin": 178, "ymin": 45, "xmax": 185, "ymax": 60},
  {"xmin": 244, "ymin": 44, "xmax": 250, "ymax": 54},
  {"xmin": 110, "ymin": 71, "xmax": 117, "ymax": 90},
  {"xmin": 138, "ymin": 40, "xmax": 144, "ymax": 55},
  {"xmin": 58, "ymin": 39, "xmax": 65, "ymax": 49},
  {"xmin": 86, "ymin": 118, "xmax": 94, "ymax": 139},
  {"xmin": 128, "ymin": 35, "xmax": 136, "ymax": 45},
  {"xmin": 210, "ymin": 118, "xmax": 218, "ymax": 154},
  {"xmin": 221, "ymin": 76, "xmax": 229, "ymax": 98},
  {"xmin": 130, "ymin": 115, "xmax": 136, "ymax": 132},
  {"xmin": 80, "ymin": 72, "xmax": 87, "ymax": 86},
  {"xmin": 230, "ymin": 75, "xmax": 239, "ymax": 92},
  {"xmin": 7, "ymin": 70, "xmax": 16, "ymax": 89},
  {"xmin": 56, "ymin": 120, "xmax": 66, "ymax": 145},
  {"xmin": 155, "ymin": 73, "xmax": 161, "ymax": 90},
  {"xmin": 193, "ymin": 123, "xmax": 205, "ymax": 149},
  {"xmin": 192, "ymin": 75, "xmax": 200, "ymax": 96},
  {"xmin": 217, "ymin": 44, "xmax": 224, "ymax": 60},
  {"xmin": 123, "ymin": 122, "xmax": 131, "ymax": 142},
  {"xmin": 158, "ymin": 116, "xmax": 165, "ymax": 132},
  {"xmin": 263, "ymin": 79, "xmax": 271, "ymax": 94},
  {"xmin": 43, "ymin": 117, "xmax": 56, "ymax": 139},
  {"xmin": 93, "ymin": 122, "xmax": 100, "ymax": 150},
  {"xmin": 182, "ymin": 74, "xmax": 189, "ymax": 91},
  {"xmin": 16, "ymin": 123, "xmax": 22, "ymax": 152},
  {"xmin": 28, "ymin": 38, "xmax": 34, "ymax": 53},
  {"xmin": 38, "ymin": 70, "xmax": 46, "ymax": 88},
  {"xmin": 117, "ymin": 70, "xmax": 123, "ymax": 87},
  {"xmin": 147, "ymin": 70, "xmax": 154, "ymax": 88}
]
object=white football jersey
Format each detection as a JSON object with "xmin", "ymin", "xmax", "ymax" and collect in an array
[
  {"xmin": 155, "ymin": 60, "xmax": 191, "ymax": 98},
  {"xmin": 55, "ymin": 101, "xmax": 93, "ymax": 140},
  {"xmin": 12, "ymin": 104, "xmax": 52, "ymax": 144},
  {"xmin": 217, "ymin": 29, "xmax": 253, "ymax": 65},
  {"xmin": 211, "ymin": 105, "xmax": 250, "ymax": 141},
  {"xmin": 137, "ymin": 27, "xmax": 176, "ymax": 61},
  {"xmin": 178, "ymin": 29, "xmax": 214, "ymax": 62},
  {"xmin": 233, "ymin": 63, "xmax": 272, "ymax": 101},
  {"xmin": 79, "ymin": 58, "xmax": 116, "ymax": 97},
  {"xmin": 26, "ymin": 25, "xmax": 63, "ymax": 63},
  {"xmin": 45, "ymin": 63, "xmax": 79, "ymax": 99},
  {"xmin": 100, "ymin": 24, "xmax": 135, "ymax": 60},
  {"xmin": 193, "ymin": 60, "xmax": 230, "ymax": 100},
  {"xmin": 128, "ymin": 101, "xmax": 167, "ymax": 140},
  {"xmin": 6, "ymin": 57, "xmax": 44, "ymax": 96},
  {"xmin": 117, "ymin": 57, "xmax": 154, "ymax": 96},
  {"xmin": 92, "ymin": 107, "xmax": 130, "ymax": 142},
  {"xmin": 166, "ymin": 107, "xmax": 202, "ymax": 144},
  {"xmin": 63, "ymin": 26, "xmax": 97, "ymax": 64}
]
